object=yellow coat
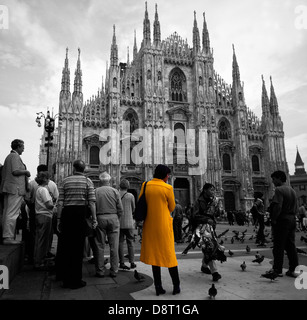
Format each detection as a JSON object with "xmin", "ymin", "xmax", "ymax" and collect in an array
[{"xmin": 140, "ymin": 178, "xmax": 177, "ymax": 268}]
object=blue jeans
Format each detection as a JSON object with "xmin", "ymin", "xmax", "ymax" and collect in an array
[
  {"xmin": 119, "ymin": 228, "xmax": 135, "ymax": 264},
  {"xmin": 94, "ymin": 214, "xmax": 120, "ymax": 274}
]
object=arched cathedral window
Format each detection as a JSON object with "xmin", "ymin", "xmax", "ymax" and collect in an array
[
  {"xmin": 173, "ymin": 122, "xmax": 186, "ymax": 164},
  {"xmin": 223, "ymin": 153, "xmax": 231, "ymax": 171},
  {"xmin": 90, "ymin": 146, "xmax": 100, "ymax": 167},
  {"xmin": 113, "ymin": 77, "xmax": 117, "ymax": 88},
  {"xmin": 123, "ymin": 109, "xmax": 138, "ymax": 133},
  {"xmin": 252, "ymin": 155, "xmax": 260, "ymax": 172},
  {"xmin": 123, "ymin": 109, "xmax": 139, "ymax": 166},
  {"xmin": 169, "ymin": 68, "xmax": 187, "ymax": 102},
  {"xmin": 219, "ymin": 120, "xmax": 231, "ymax": 140}
]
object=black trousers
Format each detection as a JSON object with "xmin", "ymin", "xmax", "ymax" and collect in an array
[
  {"xmin": 173, "ymin": 217, "xmax": 183, "ymax": 242},
  {"xmin": 152, "ymin": 265, "xmax": 180, "ymax": 287},
  {"xmin": 272, "ymin": 217, "xmax": 298, "ymax": 273},
  {"xmin": 61, "ymin": 206, "xmax": 86, "ymax": 285}
]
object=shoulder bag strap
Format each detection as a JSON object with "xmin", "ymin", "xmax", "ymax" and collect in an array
[
  {"xmin": 143, "ymin": 181, "xmax": 148, "ymax": 195},
  {"xmin": 121, "ymin": 192, "xmax": 128, "ymax": 200}
]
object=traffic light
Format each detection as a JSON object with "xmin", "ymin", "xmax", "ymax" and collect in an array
[{"xmin": 44, "ymin": 135, "xmax": 53, "ymax": 147}]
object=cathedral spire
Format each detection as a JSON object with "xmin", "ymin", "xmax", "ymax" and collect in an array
[
  {"xmin": 143, "ymin": 1, "xmax": 151, "ymax": 46},
  {"xmin": 153, "ymin": 3, "xmax": 161, "ymax": 46},
  {"xmin": 127, "ymin": 46, "xmax": 130, "ymax": 66},
  {"xmin": 269, "ymin": 76, "xmax": 279, "ymax": 115},
  {"xmin": 261, "ymin": 75, "xmax": 270, "ymax": 116},
  {"xmin": 193, "ymin": 11, "xmax": 200, "ymax": 53},
  {"xmin": 294, "ymin": 147, "xmax": 306, "ymax": 175},
  {"xmin": 61, "ymin": 47, "xmax": 70, "ymax": 93},
  {"xmin": 105, "ymin": 61, "xmax": 109, "ymax": 93},
  {"xmin": 202, "ymin": 12, "xmax": 210, "ymax": 54},
  {"xmin": 133, "ymin": 30, "xmax": 138, "ymax": 60},
  {"xmin": 232, "ymin": 44, "xmax": 241, "ymax": 85},
  {"xmin": 73, "ymin": 48, "xmax": 82, "ymax": 94},
  {"xmin": 100, "ymin": 76, "xmax": 105, "ymax": 96},
  {"xmin": 110, "ymin": 25, "xmax": 118, "ymax": 66}
]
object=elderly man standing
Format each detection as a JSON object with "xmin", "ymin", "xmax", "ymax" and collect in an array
[
  {"xmin": 0, "ymin": 139, "xmax": 31, "ymax": 244},
  {"xmin": 57, "ymin": 160, "xmax": 97, "ymax": 289},
  {"xmin": 94, "ymin": 172, "xmax": 123, "ymax": 278}
]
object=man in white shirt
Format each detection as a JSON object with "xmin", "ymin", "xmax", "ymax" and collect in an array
[{"xmin": 27, "ymin": 164, "xmax": 59, "ymax": 262}]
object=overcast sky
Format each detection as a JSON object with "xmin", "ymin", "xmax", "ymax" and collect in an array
[{"xmin": 0, "ymin": 0, "xmax": 307, "ymax": 178}]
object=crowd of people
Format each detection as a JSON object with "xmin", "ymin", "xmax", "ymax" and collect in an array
[{"xmin": 0, "ymin": 138, "xmax": 304, "ymax": 294}]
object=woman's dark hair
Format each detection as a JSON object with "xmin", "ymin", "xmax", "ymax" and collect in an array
[
  {"xmin": 153, "ymin": 164, "xmax": 171, "ymax": 179},
  {"xmin": 120, "ymin": 179, "xmax": 130, "ymax": 190}
]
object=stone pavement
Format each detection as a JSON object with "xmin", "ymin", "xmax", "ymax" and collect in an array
[
  {"xmin": 1, "ymin": 248, "xmax": 307, "ymax": 301},
  {"xmin": 1, "ymin": 223, "xmax": 307, "ymax": 301}
]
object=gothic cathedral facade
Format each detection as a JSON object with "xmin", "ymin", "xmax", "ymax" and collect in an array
[{"xmin": 52, "ymin": 3, "xmax": 288, "ymax": 212}]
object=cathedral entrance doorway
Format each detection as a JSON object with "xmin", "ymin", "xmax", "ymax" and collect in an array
[
  {"xmin": 174, "ymin": 178, "xmax": 190, "ymax": 208},
  {"xmin": 128, "ymin": 188, "xmax": 138, "ymax": 206},
  {"xmin": 224, "ymin": 191, "xmax": 236, "ymax": 212}
]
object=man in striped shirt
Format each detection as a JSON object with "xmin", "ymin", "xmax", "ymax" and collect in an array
[{"xmin": 56, "ymin": 160, "xmax": 97, "ymax": 289}]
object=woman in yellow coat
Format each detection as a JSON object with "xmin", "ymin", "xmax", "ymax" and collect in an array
[{"xmin": 139, "ymin": 164, "xmax": 180, "ymax": 296}]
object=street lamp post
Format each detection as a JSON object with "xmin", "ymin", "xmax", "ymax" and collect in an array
[{"xmin": 36, "ymin": 110, "xmax": 60, "ymax": 169}]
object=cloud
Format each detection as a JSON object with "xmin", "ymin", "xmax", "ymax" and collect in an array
[{"xmin": 0, "ymin": 0, "xmax": 306, "ymax": 179}]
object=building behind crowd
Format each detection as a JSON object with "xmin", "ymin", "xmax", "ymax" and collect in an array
[
  {"xmin": 290, "ymin": 148, "xmax": 307, "ymax": 206},
  {"xmin": 39, "ymin": 3, "xmax": 288, "ymax": 212}
]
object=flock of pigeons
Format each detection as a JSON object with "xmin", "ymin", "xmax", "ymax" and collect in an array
[{"xmin": 133, "ymin": 228, "xmax": 307, "ymax": 300}]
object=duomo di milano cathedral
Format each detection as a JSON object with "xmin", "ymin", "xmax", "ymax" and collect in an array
[{"xmin": 40, "ymin": 3, "xmax": 288, "ymax": 212}]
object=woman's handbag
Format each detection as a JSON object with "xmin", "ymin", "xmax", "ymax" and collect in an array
[{"xmin": 134, "ymin": 181, "xmax": 148, "ymax": 222}]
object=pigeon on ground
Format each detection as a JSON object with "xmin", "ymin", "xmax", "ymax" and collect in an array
[
  {"xmin": 252, "ymin": 255, "xmax": 264, "ymax": 264},
  {"xmin": 208, "ymin": 284, "xmax": 217, "ymax": 299},
  {"xmin": 228, "ymin": 250, "xmax": 234, "ymax": 257},
  {"xmin": 246, "ymin": 245, "xmax": 251, "ymax": 253},
  {"xmin": 240, "ymin": 261, "xmax": 246, "ymax": 271},
  {"xmin": 134, "ymin": 270, "xmax": 145, "ymax": 282},
  {"xmin": 255, "ymin": 251, "xmax": 261, "ymax": 259},
  {"xmin": 261, "ymin": 271, "xmax": 278, "ymax": 281}
]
